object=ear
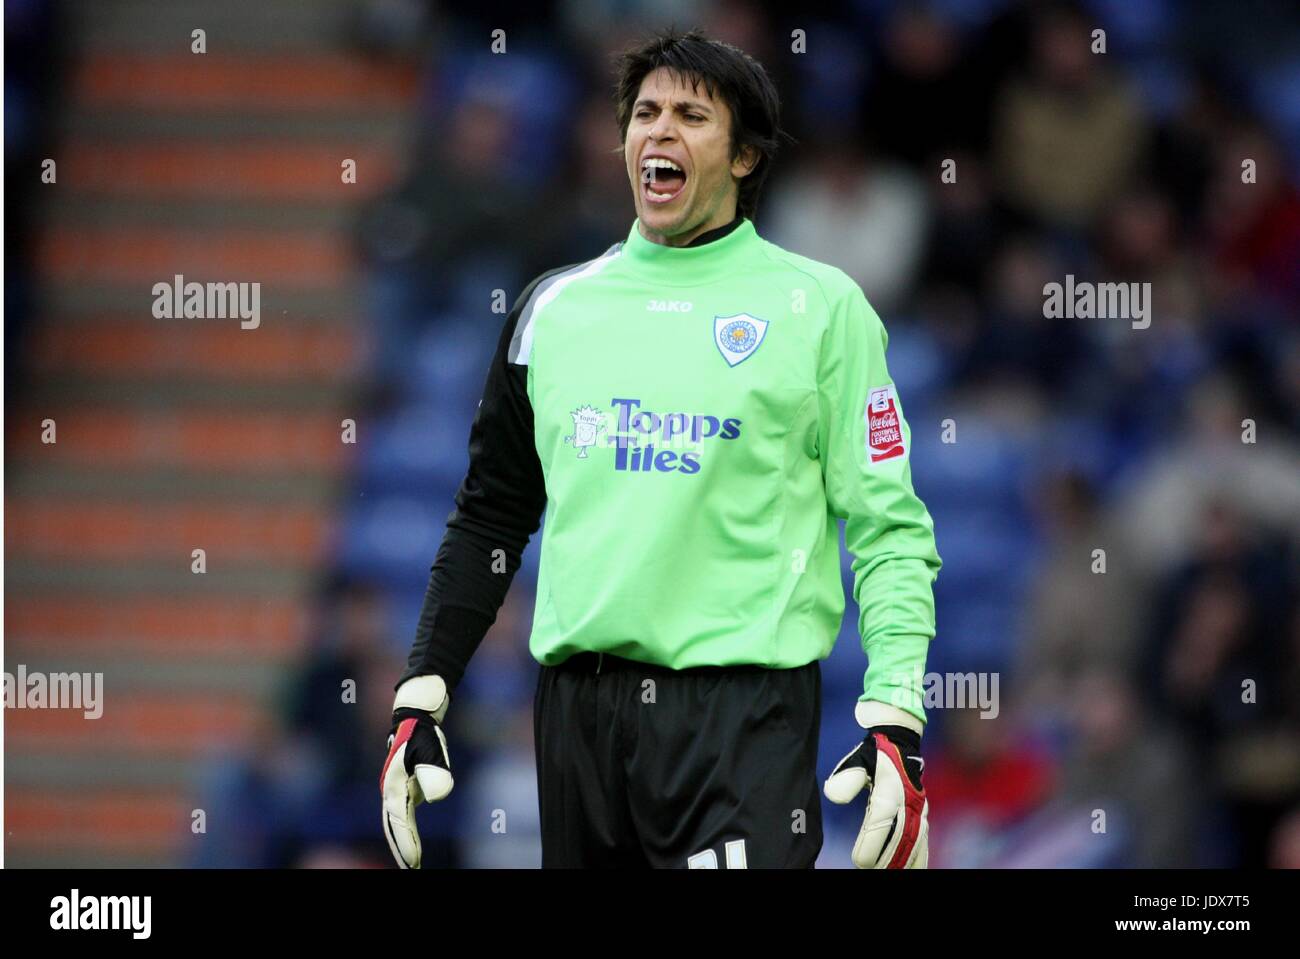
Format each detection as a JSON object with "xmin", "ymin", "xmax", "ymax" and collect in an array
[{"xmin": 731, "ymin": 144, "xmax": 760, "ymax": 179}]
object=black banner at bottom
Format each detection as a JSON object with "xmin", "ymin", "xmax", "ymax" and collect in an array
[{"xmin": 1, "ymin": 867, "xmax": 1291, "ymax": 946}]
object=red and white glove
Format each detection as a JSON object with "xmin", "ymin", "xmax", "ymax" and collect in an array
[
  {"xmin": 824, "ymin": 701, "xmax": 929, "ymax": 869},
  {"xmin": 380, "ymin": 675, "xmax": 453, "ymax": 869}
]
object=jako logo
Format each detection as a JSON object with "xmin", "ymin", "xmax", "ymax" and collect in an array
[
  {"xmin": 50, "ymin": 889, "xmax": 151, "ymax": 940},
  {"xmin": 647, "ymin": 299, "xmax": 692, "ymax": 312}
]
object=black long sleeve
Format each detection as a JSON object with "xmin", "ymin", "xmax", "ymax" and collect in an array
[{"xmin": 396, "ymin": 268, "xmax": 565, "ymax": 692}]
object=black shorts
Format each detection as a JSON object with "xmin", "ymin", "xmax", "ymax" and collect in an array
[{"xmin": 533, "ymin": 651, "xmax": 823, "ymax": 868}]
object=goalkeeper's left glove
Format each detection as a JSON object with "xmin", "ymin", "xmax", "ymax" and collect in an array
[{"xmin": 824, "ymin": 701, "xmax": 929, "ymax": 869}]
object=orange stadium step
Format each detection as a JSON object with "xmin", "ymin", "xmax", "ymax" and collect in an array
[
  {"xmin": 6, "ymin": 692, "xmax": 258, "ymax": 754},
  {"xmin": 28, "ymin": 319, "xmax": 365, "ymax": 381},
  {"xmin": 15, "ymin": 0, "xmax": 392, "ymax": 870},
  {"xmin": 36, "ymin": 225, "xmax": 351, "ymax": 288},
  {"xmin": 6, "ymin": 596, "xmax": 307, "ymax": 661},
  {"xmin": 9, "ymin": 409, "xmax": 351, "ymax": 471},
  {"xmin": 74, "ymin": 54, "xmax": 418, "ymax": 112},
  {"xmin": 59, "ymin": 141, "xmax": 397, "ymax": 200},
  {"xmin": 6, "ymin": 498, "xmax": 333, "ymax": 564},
  {"xmin": 6, "ymin": 789, "xmax": 189, "ymax": 858}
]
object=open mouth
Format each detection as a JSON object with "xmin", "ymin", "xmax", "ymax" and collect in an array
[{"xmin": 641, "ymin": 157, "xmax": 687, "ymax": 204}]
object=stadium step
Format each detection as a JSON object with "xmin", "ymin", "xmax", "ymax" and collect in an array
[
  {"xmin": 67, "ymin": 0, "xmax": 363, "ymax": 53},
  {"xmin": 7, "ymin": 0, "xmax": 410, "ymax": 865},
  {"xmin": 27, "ymin": 319, "xmax": 364, "ymax": 383},
  {"xmin": 41, "ymin": 284, "xmax": 366, "ymax": 325},
  {"xmin": 5, "ymin": 464, "xmax": 342, "ymax": 502},
  {"xmin": 6, "ymin": 497, "xmax": 333, "ymax": 564},
  {"xmin": 74, "ymin": 53, "xmax": 418, "ymax": 113},
  {"xmin": 6, "ymin": 790, "xmax": 190, "ymax": 867},
  {"xmin": 6, "ymin": 594, "xmax": 306, "ymax": 661},
  {"xmin": 57, "ymin": 140, "xmax": 396, "ymax": 201},
  {"xmin": 8, "ymin": 407, "xmax": 351, "ymax": 471},
  {"xmin": 36, "ymin": 224, "xmax": 352, "ymax": 288},
  {"xmin": 55, "ymin": 105, "xmax": 411, "ymax": 143},
  {"xmin": 6, "ymin": 690, "xmax": 260, "ymax": 754}
]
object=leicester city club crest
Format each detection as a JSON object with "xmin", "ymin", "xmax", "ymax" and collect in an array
[{"xmin": 713, "ymin": 313, "xmax": 769, "ymax": 367}]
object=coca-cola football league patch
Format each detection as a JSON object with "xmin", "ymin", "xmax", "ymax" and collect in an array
[{"xmin": 865, "ymin": 384, "xmax": 906, "ymax": 464}]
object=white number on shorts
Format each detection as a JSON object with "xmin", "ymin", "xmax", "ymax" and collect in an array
[{"xmin": 686, "ymin": 839, "xmax": 748, "ymax": 869}]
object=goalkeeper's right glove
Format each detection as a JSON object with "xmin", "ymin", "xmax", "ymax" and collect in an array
[
  {"xmin": 380, "ymin": 674, "xmax": 453, "ymax": 869},
  {"xmin": 824, "ymin": 701, "xmax": 929, "ymax": 869}
]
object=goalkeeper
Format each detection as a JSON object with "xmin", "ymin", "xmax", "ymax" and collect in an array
[{"xmin": 382, "ymin": 27, "xmax": 941, "ymax": 869}]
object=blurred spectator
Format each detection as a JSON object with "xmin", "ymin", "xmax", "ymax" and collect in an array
[
  {"xmin": 5, "ymin": 0, "xmax": 65, "ymax": 406},
  {"xmin": 1203, "ymin": 121, "xmax": 1300, "ymax": 306},
  {"xmin": 764, "ymin": 131, "xmax": 929, "ymax": 311},
  {"xmin": 1018, "ymin": 469, "xmax": 1142, "ymax": 715},
  {"xmin": 866, "ymin": 3, "xmax": 1000, "ymax": 166},
  {"xmin": 919, "ymin": 152, "xmax": 1003, "ymax": 293},
  {"xmin": 1110, "ymin": 373, "xmax": 1300, "ymax": 577},
  {"xmin": 191, "ymin": 575, "xmax": 423, "ymax": 868},
  {"xmin": 1144, "ymin": 501, "xmax": 1299, "ymax": 865},
  {"xmin": 960, "ymin": 236, "xmax": 1095, "ymax": 399},
  {"xmin": 358, "ymin": 84, "xmax": 556, "ymax": 392},
  {"xmin": 991, "ymin": 3, "xmax": 1147, "ymax": 230},
  {"xmin": 441, "ymin": 580, "xmax": 540, "ymax": 866},
  {"xmin": 922, "ymin": 706, "xmax": 1057, "ymax": 867},
  {"xmin": 1051, "ymin": 668, "xmax": 1201, "ymax": 867},
  {"xmin": 542, "ymin": 92, "xmax": 637, "ymax": 266},
  {"xmin": 1268, "ymin": 804, "xmax": 1300, "ymax": 869}
]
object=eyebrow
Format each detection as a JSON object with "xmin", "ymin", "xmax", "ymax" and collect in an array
[{"xmin": 633, "ymin": 98, "xmax": 714, "ymax": 115}]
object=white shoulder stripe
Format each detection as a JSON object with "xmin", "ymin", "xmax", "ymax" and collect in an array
[{"xmin": 507, "ymin": 243, "xmax": 622, "ymax": 365}]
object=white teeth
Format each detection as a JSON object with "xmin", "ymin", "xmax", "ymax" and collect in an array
[{"xmin": 641, "ymin": 156, "xmax": 684, "ymax": 199}]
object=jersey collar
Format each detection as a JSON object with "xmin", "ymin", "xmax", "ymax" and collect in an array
[
  {"xmin": 685, "ymin": 214, "xmax": 744, "ymax": 247},
  {"xmin": 620, "ymin": 215, "xmax": 759, "ymax": 286}
]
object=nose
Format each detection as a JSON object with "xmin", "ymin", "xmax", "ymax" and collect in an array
[{"xmin": 647, "ymin": 116, "xmax": 676, "ymax": 144}]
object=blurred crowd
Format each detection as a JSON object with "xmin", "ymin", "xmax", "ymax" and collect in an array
[
  {"xmin": 5, "ymin": 0, "xmax": 66, "ymax": 406},
  {"xmin": 198, "ymin": 0, "xmax": 1300, "ymax": 867}
]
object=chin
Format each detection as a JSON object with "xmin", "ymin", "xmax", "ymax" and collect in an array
[{"xmin": 641, "ymin": 207, "xmax": 688, "ymax": 232}]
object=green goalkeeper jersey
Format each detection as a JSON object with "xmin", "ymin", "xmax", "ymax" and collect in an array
[{"xmin": 499, "ymin": 215, "xmax": 942, "ymax": 723}]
